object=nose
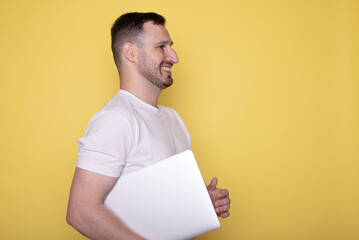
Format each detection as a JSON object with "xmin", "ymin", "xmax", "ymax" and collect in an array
[{"xmin": 166, "ymin": 47, "xmax": 179, "ymax": 64}]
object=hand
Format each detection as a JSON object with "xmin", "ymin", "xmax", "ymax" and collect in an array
[{"xmin": 207, "ymin": 177, "xmax": 230, "ymax": 218}]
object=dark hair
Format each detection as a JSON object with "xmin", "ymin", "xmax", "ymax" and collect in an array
[{"xmin": 111, "ymin": 12, "xmax": 166, "ymax": 67}]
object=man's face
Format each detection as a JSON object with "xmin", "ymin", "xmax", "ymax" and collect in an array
[{"xmin": 137, "ymin": 21, "xmax": 179, "ymax": 89}]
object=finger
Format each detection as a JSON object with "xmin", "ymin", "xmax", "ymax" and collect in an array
[
  {"xmin": 216, "ymin": 204, "xmax": 230, "ymax": 214},
  {"xmin": 217, "ymin": 189, "xmax": 229, "ymax": 199},
  {"xmin": 220, "ymin": 211, "xmax": 230, "ymax": 218},
  {"xmin": 207, "ymin": 177, "xmax": 218, "ymax": 191},
  {"xmin": 214, "ymin": 197, "xmax": 230, "ymax": 207}
]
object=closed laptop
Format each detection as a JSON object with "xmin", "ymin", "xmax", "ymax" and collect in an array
[{"xmin": 103, "ymin": 150, "xmax": 220, "ymax": 240}]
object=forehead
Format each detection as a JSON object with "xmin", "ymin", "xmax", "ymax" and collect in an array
[{"xmin": 142, "ymin": 21, "xmax": 173, "ymax": 44}]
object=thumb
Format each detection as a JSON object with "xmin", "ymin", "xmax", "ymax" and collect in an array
[{"xmin": 207, "ymin": 177, "xmax": 218, "ymax": 190}]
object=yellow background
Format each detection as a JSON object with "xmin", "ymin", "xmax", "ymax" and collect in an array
[{"xmin": 1, "ymin": 0, "xmax": 358, "ymax": 239}]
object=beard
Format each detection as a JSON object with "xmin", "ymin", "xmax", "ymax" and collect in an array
[{"xmin": 138, "ymin": 50, "xmax": 173, "ymax": 89}]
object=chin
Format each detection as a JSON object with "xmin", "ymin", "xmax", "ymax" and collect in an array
[
  {"xmin": 164, "ymin": 79, "xmax": 173, "ymax": 88},
  {"xmin": 160, "ymin": 83, "xmax": 173, "ymax": 90}
]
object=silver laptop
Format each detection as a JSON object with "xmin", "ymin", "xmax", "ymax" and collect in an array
[{"xmin": 103, "ymin": 150, "xmax": 220, "ymax": 240}]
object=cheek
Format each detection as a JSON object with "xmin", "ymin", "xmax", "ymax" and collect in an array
[{"xmin": 152, "ymin": 50, "xmax": 165, "ymax": 61}]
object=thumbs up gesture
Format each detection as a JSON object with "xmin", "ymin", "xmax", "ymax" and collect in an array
[{"xmin": 207, "ymin": 177, "xmax": 231, "ymax": 218}]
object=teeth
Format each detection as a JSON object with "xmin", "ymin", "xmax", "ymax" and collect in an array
[{"xmin": 162, "ymin": 67, "xmax": 171, "ymax": 71}]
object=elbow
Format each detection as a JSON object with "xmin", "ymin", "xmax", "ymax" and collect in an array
[
  {"xmin": 66, "ymin": 203, "xmax": 81, "ymax": 229},
  {"xmin": 66, "ymin": 209, "xmax": 75, "ymax": 227},
  {"xmin": 66, "ymin": 208, "xmax": 76, "ymax": 227}
]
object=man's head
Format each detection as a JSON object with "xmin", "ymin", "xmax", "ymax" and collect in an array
[
  {"xmin": 111, "ymin": 12, "xmax": 165, "ymax": 68},
  {"xmin": 111, "ymin": 12, "xmax": 179, "ymax": 90}
]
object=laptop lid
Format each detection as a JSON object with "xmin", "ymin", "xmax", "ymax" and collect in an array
[{"xmin": 103, "ymin": 150, "xmax": 220, "ymax": 240}]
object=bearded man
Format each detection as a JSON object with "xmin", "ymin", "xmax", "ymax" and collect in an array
[{"xmin": 67, "ymin": 12, "xmax": 230, "ymax": 240}]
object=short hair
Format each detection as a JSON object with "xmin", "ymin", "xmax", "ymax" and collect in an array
[{"xmin": 111, "ymin": 12, "xmax": 166, "ymax": 67}]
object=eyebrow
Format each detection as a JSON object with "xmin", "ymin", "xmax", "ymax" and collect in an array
[{"xmin": 155, "ymin": 40, "xmax": 173, "ymax": 46}]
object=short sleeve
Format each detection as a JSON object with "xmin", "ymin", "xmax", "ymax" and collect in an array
[{"xmin": 76, "ymin": 110, "xmax": 133, "ymax": 177}]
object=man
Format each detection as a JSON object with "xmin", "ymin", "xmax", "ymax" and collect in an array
[{"xmin": 67, "ymin": 12, "xmax": 230, "ymax": 240}]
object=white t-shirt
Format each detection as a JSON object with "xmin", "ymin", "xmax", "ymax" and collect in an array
[{"xmin": 76, "ymin": 90, "xmax": 191, "ymax": 177}]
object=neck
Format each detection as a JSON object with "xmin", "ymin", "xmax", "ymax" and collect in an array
[{"xmin": 119, "ymin": 71, "xmax": 162, "ymax": 108}]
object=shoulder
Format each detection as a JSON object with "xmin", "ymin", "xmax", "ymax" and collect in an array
[
  {"xmin": 83, "ymin": 99, "xmax": 138, "ymax": 140},
  {"xmin": 87, "ymin": 91, "xmax": 139, "ymax": 127}
]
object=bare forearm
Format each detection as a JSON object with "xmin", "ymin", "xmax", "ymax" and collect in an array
[{"xmin": 67, "ymin": 204, "xmax": 145, "ymax": 240}]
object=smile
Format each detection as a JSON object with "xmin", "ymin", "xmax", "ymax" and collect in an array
[{"xmin": 161, "ymin": 67, "xmax": 172, "ymax": 73}]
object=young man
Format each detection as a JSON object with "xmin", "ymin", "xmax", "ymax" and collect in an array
[{"xmin": 67, "ymin": 12, "xmax": 230, "ymax": 240}]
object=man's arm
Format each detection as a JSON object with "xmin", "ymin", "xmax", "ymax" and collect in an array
[
  {"xmin": 66, "ymin": 167, "xmax": 145, "ymax": 240},
  {"xmin": 207, "ymin": 177, "xmax": 231, "ymax": 218}
]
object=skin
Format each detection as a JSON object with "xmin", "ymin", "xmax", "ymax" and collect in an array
[
  {"xmin": 67, "ymin": 168, "xmax": 145, "ymax": 240},
  {"xmin": 207, "ymin": 177, "xmax": 231, "ymax": 218},
  {"xmin": 67, "ymin": 21, "xmax": 230, "ymax": 240},
  {"xmin": 118, "ymin": 21, "xmax": 179, "ymax": 107}
]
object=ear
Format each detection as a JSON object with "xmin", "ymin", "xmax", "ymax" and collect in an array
[{"xmin": 122, "ymin": 43, "xmax": 136, "ymax": 62}]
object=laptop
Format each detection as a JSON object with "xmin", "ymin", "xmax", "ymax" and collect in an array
[{"xmin": 103, "ymin": 150, "xmax": 220, "ymax": 240}]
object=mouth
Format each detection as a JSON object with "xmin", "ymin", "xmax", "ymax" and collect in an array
[
  {"xmin": 160, "ymin": 63, "xmax": 173, "ymax": 75},
  {"xmin": 161, "ymin": 67, "xmax": 171, "ymax": 74}
]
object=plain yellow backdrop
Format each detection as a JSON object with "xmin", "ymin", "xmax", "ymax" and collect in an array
[{"xmin": 1, "ymin": 0, "xmax": 358, "ymax": 239}]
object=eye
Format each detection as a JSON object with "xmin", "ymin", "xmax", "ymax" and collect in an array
[{"xmin": 157, "ymin": 45, "xmax": 165, "ymax": 51}]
